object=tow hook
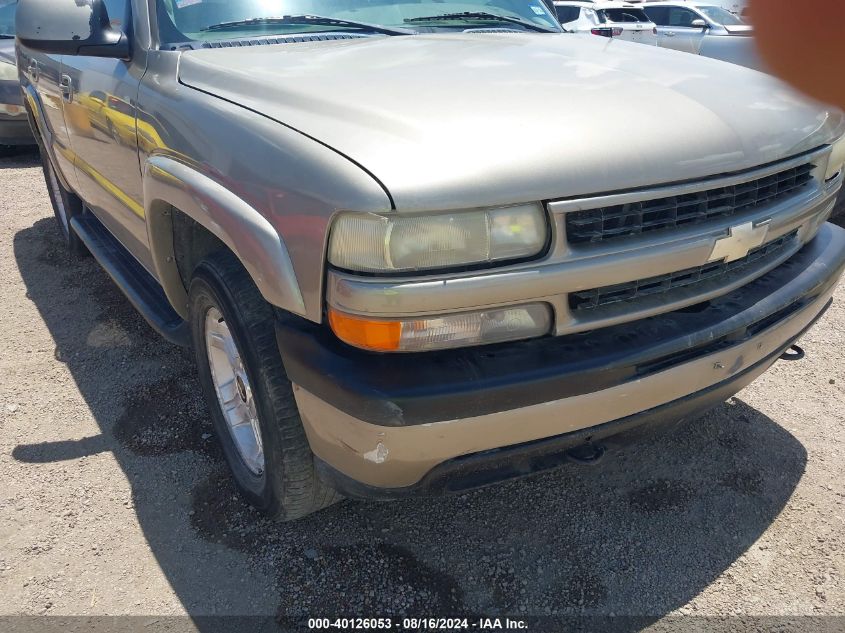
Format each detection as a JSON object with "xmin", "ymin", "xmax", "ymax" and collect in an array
[
  {"xmin": 780, "ymin": 344, "xmax": 806, "ymax": 362},
  {"xmin": 565, "ymin": 442, "xmax": 606, "ymax": 465}
]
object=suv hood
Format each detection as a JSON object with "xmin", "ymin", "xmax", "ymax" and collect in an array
[{"xmin": 180, "ymin": 34, "xmax": 842, "ymax": 211}]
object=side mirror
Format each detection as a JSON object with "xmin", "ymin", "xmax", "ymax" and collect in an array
[
  {"xmin": 16, "ymin": 0, "xmax": 129, "ymax": 59},
  {"xmin": 690, "ymin": 18, "xmax": 708, "ymax": 29}
]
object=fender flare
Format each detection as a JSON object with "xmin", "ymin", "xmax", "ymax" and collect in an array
[
  {"xmin": 21, "ymin": 85, "xmax": 47, "ymax": 143},
  {"xmin": 143, "ymin": 155, "xmax": 306, "ymax": 320}
]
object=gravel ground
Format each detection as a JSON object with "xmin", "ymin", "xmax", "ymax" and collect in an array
[{"xmin": 1, "ymin": 147, "xmax": 845, "ymax": 631}]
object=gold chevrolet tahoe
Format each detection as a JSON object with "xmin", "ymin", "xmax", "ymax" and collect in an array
[{"xmin": 15, "ymin": 0, "xmax": 845, "ymax": 519}]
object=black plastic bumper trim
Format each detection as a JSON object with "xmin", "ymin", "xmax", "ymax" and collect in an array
[
  {"xmin": 315, "ymin": 308, "xmax": 828, "ymax": 500},
  {"xmin": 276, "ymin": 223, "xmax": 845, "ymax": 428}
]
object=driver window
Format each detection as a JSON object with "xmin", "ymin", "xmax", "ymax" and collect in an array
[{"xmin": 667, "ymin": 7, "xmax": 698, "ymax": 27}]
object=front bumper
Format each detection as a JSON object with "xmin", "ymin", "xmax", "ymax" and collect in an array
[{"xmin": 277, "ymin": 223, "xmax": 845, "ymax": 495}]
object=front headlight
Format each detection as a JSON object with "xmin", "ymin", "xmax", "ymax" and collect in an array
[
  {"xmin": 328, "ymin": 203, "xmax": 548, "ymax": 273},
  {"xmin": 826, "ymin": 135, "xmax": 845, "ymax": 181},
  {"xmin": 0, "ymin": 61, "xmax": 17, "ymax": 81}
]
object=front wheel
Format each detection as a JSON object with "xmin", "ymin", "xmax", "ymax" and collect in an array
[{"xmin": 189, "ymin": 251, "xmax": 341, "ymax": 521}]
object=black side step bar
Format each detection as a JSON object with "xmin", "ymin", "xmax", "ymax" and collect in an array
[{"xmin": 71, "ymin": 214, "xmax": 191, "ymax": 347}]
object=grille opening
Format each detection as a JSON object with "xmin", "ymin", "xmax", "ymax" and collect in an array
[
  {"xmin": 570, "ymin": 231, "xmax": 799, "ymax": 312},
  {"xmin": 745, "ymin": 301, "xmax": 807, "ymax": 338},
  {"xmin": 636, "ymin": 338, "xmax": 735, "ymax": 376},
  {"xmin": 675, "ymin": 300, "xmax": 711, "ymax": 314},
  {"xmin": 566, "ymin": 163, "xmax": 815, "ymax": 245}
]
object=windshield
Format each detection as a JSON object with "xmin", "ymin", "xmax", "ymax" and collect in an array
[
  {"xmin": 600, "ymin": 8, "xmax": 651, "ymax": 23},
  {"xmin": 0, "ymin": 0, "xmax": 16, "ymax": 38},
  {"xmin": 155, "ymin": 0, "xmax": 561, "ymax": 44},
  {"xmin": 697, "ymin": 6, "xmax": 745, "ymax": 25}
]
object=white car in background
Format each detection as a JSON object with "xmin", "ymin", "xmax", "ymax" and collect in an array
[
  {"xmin": 641, "ymin": 2, "xmax": 762, "ymax": 69},
  {"xmin": 632, "ymin": 0, "xmax": 747, "ymax": 15},
  {"xmin": 553, "ymin": 1, "xmax": 657, "ymax": 44}
]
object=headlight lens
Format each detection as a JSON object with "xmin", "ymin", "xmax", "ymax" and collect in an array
[
  {"xmin": 328, "ymin": 303, "xmax": 552, "ymax": 352},
  {"xmin": 826, "ymin": 135, "xmax": 845, "ymax": 181},
  {"xmin": 328, "ymin": 203, "xmax": 547, "ymax": 273},
  {"xmin": 0, "ymin": 61, "xmax": 17, "ymax": 81}
]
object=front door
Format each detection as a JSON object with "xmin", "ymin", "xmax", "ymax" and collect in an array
[
  {"xmin": 646, "ymin": 6, "xmax": 707, "ymax": 53},
  {"xmin": 18, "ymin": 48, "xmax": 77, "ymax": 188},
  {"xmin": 61, "ymin": 0, "xmax": 151, "ymax": 270}
]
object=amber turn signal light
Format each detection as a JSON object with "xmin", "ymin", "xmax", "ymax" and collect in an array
[
  {"xmin": 328, "ymin": 304, "xmax": 552, "ymax": 353},
  {"xmin": 328, "ymin": 309, "xmax": 402, "ymax": 352}
]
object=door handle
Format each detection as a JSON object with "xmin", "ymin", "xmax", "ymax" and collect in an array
[
  {"xmin": 59, "ymin": 74, "xmax": 73, "ymax": 103},
  {"xmin": 665, "ymin": 31, "xmax": 676, "ymax": 36},
  {"xmin": 27, "ymin": 60, "xmax": 39, "ymax": 82}
]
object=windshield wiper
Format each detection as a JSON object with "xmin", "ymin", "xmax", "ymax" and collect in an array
[
  {"xmin": 404, "ymin": 11, "xmax": 557, "ymax": 33},
  {"xmin": 201, "ymin": 14, "xmax": 413, "ymax": 36}
]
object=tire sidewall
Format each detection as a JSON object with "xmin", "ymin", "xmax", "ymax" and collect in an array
[{"xmin": 189, "ymin": 272, "xmax": 282, "ymax": 515}]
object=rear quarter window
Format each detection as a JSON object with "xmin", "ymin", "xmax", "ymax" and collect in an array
[{"xmin": 601, "ymin": 8, "xmax": 651, "ymax": 23}]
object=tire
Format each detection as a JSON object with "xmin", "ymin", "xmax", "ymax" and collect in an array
[
  {"xmin": 40, "ymin": 148, "xmax": 86, "ymax": 256},
  {"xmin": 107, "ymin": 120, "xmax": 120, "ymax": 144},
  {"xmin": 189, "ymin": 251, "xmax": 342, "ymax": 521}
]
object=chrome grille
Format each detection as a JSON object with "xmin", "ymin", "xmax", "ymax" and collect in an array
[
  {"xmin": 570, "ymin": 231, "xmax": 799, "ymax": 311},
  {"xmin": 566, "ymin": 163, "xmax": 815, "ymax": 245}
]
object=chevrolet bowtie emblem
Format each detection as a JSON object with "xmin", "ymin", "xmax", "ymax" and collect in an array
[{"xmin": 708, "ymin": 220, "xmax": 771, "ymax": 263}]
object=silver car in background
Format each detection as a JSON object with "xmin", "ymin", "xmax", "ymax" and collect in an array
[
  {"xmin": 554, "ymin": 1, "xmax": 657, "ymax": 44},
  {"xmin": 0, "ymin": 0, "xmax": 32, "ymax": 155},
  {"xmin": 642, "ymin": 2, "xmax": 762, "ymax": 70}
]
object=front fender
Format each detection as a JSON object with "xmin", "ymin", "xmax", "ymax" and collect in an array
[
  {"xmin": 21, "ymin": 83, "xmax": 47, "ymax": 145},
  {"xmin": 144, "ymin": 155, "xmax": 306, "ymax": 319}
]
